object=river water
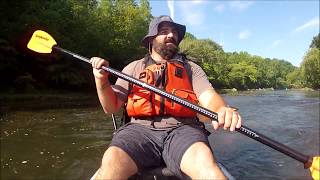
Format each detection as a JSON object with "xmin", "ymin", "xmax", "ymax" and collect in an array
[{"xmin": 1, "ymin": 90, "xmax": 319, "ymax": 180}]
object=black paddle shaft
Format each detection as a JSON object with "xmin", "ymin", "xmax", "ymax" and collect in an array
[{"xmin": 52, "ymin": 45, "xmax": 312, "ymax": 168}]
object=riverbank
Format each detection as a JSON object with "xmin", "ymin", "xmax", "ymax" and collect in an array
[
  {"xmin": 1, "ymin": 88, "xmax": 318, "ymax": 108},
  {"xmin": 218, "ymin": 88, "xmax": 319, "ymax": 97},
  {"xmin": 0, "ymin": 92, "xmax": 100, "ymax": 113}
]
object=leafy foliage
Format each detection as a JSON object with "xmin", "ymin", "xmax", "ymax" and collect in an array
[
  {"xmin": 310, "ymin": 33, "xmax": 320, "ymax": 49},
  {"xmin": 301, "ymin": 48, "xmax": 320, "ymax": 89},
  {"xmin": 180, "ymin": 36, "xmax": 297, "ymax": 90},
  {"xmin": 287, "ymin": 69, "xmax": 303, "ymax": 88},
  {"xmin": 0, "ymin": 0, "xmax": 151, "ymax": 92},
  {"xmin": 0, "ymin": 0, "xmax": 317, "ymax": 91}
]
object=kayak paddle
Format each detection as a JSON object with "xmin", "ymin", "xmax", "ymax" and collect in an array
[{"xmin": 27, "ymin": 30, "xmax": 319, "ymax": 180}]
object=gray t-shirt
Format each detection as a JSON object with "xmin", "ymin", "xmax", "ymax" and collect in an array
[{"xmin": 111, "ymin": 55, "xmax": 214, "ymax": 128}]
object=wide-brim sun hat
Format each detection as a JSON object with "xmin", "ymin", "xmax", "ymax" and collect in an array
[{"xmin": 142, "ymin": 15, "xmax": 186, "ymax": 48}]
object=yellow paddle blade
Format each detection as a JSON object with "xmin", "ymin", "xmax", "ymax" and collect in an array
[
  {"xmin": 310, "ymin": 156, "xmax": 320, "ymax": 180},
  {"xmin": 27, "ymin": 30, "xmax": 57, "ymax": 53}
]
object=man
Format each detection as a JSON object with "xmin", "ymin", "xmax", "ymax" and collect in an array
[{"xmin": 90, "ymin": 15, "xmax": 242, "ymax": 179}]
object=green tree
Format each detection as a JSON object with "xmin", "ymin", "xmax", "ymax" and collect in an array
[
  {"xmin": 202, "ymin": 51, "xmax": 229, "ymax": 88},
  {"xmin": 180, "ymin": 36, "xmax": 223, "ymax": 64},
  {"xmin": 310, "ymin": 33, "xmax": 320, "ymax": 49},
  {"xmin": 179, "ymin": 35, "xmax": 227, "ymax": 88},
  {"xmin": 184, "ymin": 32, "xmax": 197, "ymax": 40},
  {"xmin": 287, "ymin": 68, "xmax": 303, "ymax": 88},
  {"xmin": 0, "ymin": 0, "xmax": 301, "ymax": 91},
  {"xmin": 228, "ymin": 62, "xmax": 258, "ymax": 90},
  {"xmin": 301, "ymin": 48, "xmax": 320, "ymax": 89},
  {"xmin": 250, "ymin": 55, "xmax": 269, "ymax": 88},
  {"xmin": 0, "ymin": 0, "xmax": 153, "ymax": 92}
]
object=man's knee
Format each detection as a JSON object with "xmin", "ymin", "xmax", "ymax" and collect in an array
[
  {"xmin": 98, "ymin": 146, "xmax": 138, "ymax": 179},
  {"xmin": 180, "ymin": 142, "xmax": 226, "ymax": 179}
]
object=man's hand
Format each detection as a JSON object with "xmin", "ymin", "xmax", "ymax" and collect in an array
[
  {"xmin": 198, "ymin": 89, "xmax": 242, "ymax": 132},
  {"xmin": 212, "ymin": 106, "xmax": 242, "ymax": 132},
  {"xmin": 90, "ymin": 57, "xmax": 110, "ymax": 80}
]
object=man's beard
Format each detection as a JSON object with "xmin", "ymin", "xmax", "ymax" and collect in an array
[{"xmin": 153, "ymin": 39, "xmax": 179, "ymax": 60}]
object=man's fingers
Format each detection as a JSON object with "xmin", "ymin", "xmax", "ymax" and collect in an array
[
  {"xmin": 97, "ymin": 59, "xmax": 109, "ymax": 69},
  {"xmin": 230, "ymin": 111, "xmax": 239, "ymax": 132},
  {"xmin": 236, "ymin": 114, "xmax": 242, "ymax": 128},
  {"xmin": 98, "ymin": 69, "xmax": 105, "ymax": 74},
  {"xmin": 223, "ymin": 108, "xmax": 232, "ymax": 130},
  {"xmin": 90, "ymin": 57, "xmax": 110, "ymax": 79},
  {"xmin": 90, "ymin": 57, "xmax": 98, "ymax": 67},
  {"xmin": 212, "ymin": 121, "xmax": 219, "ymax": 130},
  {"xmin": 90, "ymin": 57, "xmax": 108, "ymax": 69},
  {"xmin": 218, "ymin": 108, "xmax": 226, "ymax": 126},
  {"xmin": 216, "ymin": 106, "xmax": 242, "ymax": 131}
]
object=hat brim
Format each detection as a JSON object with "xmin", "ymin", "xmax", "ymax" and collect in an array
[{"xmin": 141, "ymin": 21, "xmax": 186, "ymax": 48}]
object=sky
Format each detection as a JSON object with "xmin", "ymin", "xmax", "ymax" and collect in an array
[{"xmin": 148, "ymin": 0, "xmax": 319, "ymax": 67}]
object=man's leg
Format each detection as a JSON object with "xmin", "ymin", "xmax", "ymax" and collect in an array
[
  {"xmin": 163, "ymin": 125, "xmax": 226, "ymax": 179},
  {"xmin": 180, "ymin": 142, "xmax": 226, "ymax": 179},
  {"xmin": 93, "ymin": 124, "xmax": 164, "ymax": 179},
  {"xmin": 93, "ymin": 146, "xmax": 138, "ymax": 180}
]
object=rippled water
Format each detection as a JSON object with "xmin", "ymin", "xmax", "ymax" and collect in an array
[
  {"xmin": 1, "ymin": 90, "xmax": 319, "ymax": 179},
  {"xmin": 212, "ymin": 90, "xmax": 319, "ymax": 179}
]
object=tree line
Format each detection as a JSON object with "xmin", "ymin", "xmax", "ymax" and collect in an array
[
  {"xmin": 180, "ymin": 33, "xmax": 319, "ymax": 90},
  {"xmin": 0, "ymin": 0, "xmax": 319, "ymax": 93}
]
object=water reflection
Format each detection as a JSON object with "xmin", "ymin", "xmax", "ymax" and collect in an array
[{"xmin": 1, "ymin": 90, "xmax": 319, "ymax": 179}]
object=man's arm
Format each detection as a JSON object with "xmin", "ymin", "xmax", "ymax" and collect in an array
[
  {"xmin": 198, "ymin": 89, "xmax": 242, "ymax": 132},
  {"xmin": 91, "ymin": 57, "xmax": 125, "ymax": 114}
]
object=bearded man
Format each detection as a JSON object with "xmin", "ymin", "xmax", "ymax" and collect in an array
[{"xmin": 90, "ymin": 15, "xmax": 242, "ymax": 179}]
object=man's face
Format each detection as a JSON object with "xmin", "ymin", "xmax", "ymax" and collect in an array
[{"xmin": 152, "ymin": 22, "xmax": 179, "ymax": 60}]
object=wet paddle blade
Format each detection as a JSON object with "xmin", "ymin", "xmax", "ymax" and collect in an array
[
  {"xmin": 27, "ymin": 30, "xmax": 57, "ymax": 53},
  {"xmin": 310, "ymin": 156, "xmax": 320, "ymax": 180}
]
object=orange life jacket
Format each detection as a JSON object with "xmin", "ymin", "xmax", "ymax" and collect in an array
[{"xmin": 126, "ymin": 59, "xmax": 198, "ymax": 118}]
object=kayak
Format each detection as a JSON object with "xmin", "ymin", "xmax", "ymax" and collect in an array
[
  {"xmin": 90, "ymin": 161, "xmax": 235, "ymax": 180},
  {"xmin": 134, "ymin": 162, "xmax": 235, "ymax": 180}
]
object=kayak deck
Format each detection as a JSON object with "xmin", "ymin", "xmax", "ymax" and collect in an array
[
  {"xmin": 134, "ymin": 163, "xmax": 235, "ymax": 180},
  {"xmin": 90, "ymin": 163, "xmax": 235, "ymax": 180}
]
